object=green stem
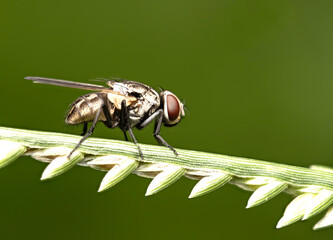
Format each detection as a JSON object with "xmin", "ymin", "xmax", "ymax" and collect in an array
[{"xmin": 1, "ymin": 126, "xmax": 333, "ymax": 190}]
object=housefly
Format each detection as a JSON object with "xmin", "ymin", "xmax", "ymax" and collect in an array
[{"xmin": 25, "ymin": 77, "xmax": 185, "ymax": 159}]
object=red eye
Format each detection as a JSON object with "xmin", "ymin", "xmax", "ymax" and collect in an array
[{"xmin": 167, "ymin": 94, "xmax": 180, "ymax": 121}]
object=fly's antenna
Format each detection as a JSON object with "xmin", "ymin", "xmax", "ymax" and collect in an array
[
  {"xmin": 158, "ymin": 86, "xmax": 165, "ymax": 92},
  {"xmin": 182, "ymin": 99, "xmax": 190, "ymax": 114},
  {"xmin": 184, "ymin": 105, "xmax": 189, "ymax": 113}
]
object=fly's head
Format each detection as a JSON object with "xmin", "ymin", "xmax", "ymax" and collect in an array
[{"xmin": 160, "ymin": 91, "xmax": 185, "ymax": 126}]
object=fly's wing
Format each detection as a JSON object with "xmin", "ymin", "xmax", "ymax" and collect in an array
[
  {"xmin": 25, "ymin": 76, "xmax": 138, "ymax": 107},
  {"xmin": 25, "ymin": 76, "xmax": 111, "ymax": 92}
]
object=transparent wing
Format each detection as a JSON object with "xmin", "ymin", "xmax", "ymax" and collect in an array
[
  {"xmin": 25, "ymin": 76, "xmax": 115, "ymax": 92},
  {"xmin": 25, "ymin": 76, "xmax": 138, "ymax": 102}
]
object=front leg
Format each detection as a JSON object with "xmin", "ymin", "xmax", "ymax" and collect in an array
[{"xmin": 139, "ymin": 109, "xmax": 178, "ymax": 156}]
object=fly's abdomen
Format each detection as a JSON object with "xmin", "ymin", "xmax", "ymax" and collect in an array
[{"xmin": 65, "ymin": 93, "xmax": 107, "ymax": 125}]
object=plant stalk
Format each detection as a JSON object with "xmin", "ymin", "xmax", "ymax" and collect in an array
[{"xmin": 0, "ymin": 126, "xmax": 332, "ymax": 191}]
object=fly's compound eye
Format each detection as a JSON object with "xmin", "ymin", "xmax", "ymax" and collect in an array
[
  {"xmin": 167, "ymin": 94, "xmax": 180, "ymax": 122},
  {"xmin": 161, "ymin": 91, "xmax": 184, "ymax": 126}
]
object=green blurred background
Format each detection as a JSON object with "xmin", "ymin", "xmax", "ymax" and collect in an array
[{"xmin": 1, "ymin": 0, "xmax": 333, "ymax": 239}]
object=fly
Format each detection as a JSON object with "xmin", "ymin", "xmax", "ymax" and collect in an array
[{"xmin": 25, "ymin": 76, "xmax": 185, "ymax": 159}]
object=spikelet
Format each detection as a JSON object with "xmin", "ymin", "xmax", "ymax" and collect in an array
[
  {"xmin": 313, "ymin": 205, "xmax": 333, "ymax": 230},
  {"xmin": 145, "ymin": 165, "xmax": 185, "ymax": 196},
  {"xmin": 276, "ymin": 193, "xmax": 316, "ymax": 229},
  {"xmin": 39, "ymin": 148, "xmax": 84, "ymax": 180},
  {"xmin": 189, "ymin": 172, "xmax": 231, "ymax": 198},
  {"xmin": 302, "ymin": 189, "xmax": 333, "ymax": 220},
  {"xmin": 96, "ymin": 155, "xmax": 139, "ymax": 192},
  {"xmin": 0, "ymin": 140, "xmax": 26, "ymax": 168},
  {"xmin": 246, "ymin": 181, "xmax": 287, "ymax": 208}
]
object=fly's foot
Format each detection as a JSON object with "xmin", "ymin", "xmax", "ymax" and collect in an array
[
  {"xmin": 136, "ymin": 144, "xmax": 144, "ymax": 159},
  {"xmin": 153, "ymin": 133, "xmax": 178, "ymax": 157},
  {"xmin": 169, "ymin": 146, "xmax": 178, "ymax": 156}
]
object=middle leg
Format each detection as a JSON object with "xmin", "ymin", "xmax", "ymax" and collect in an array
[{"xmin": 120, "ymin": 100, "xmax": 143, "ymax": 158}]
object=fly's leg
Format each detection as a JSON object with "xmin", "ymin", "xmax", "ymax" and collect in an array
[
  {"xmin": 101, "ymin": 102, "xmax": 129, "ymax": 143},
  {"xmin": 101, "ymin": 104, "xmax": 114, "ymax": 128},
  {"xmin": 101, "ymin": 104, "xmax": 130, "ymax": 141},
  {"xmin": 139, "ymin": 109, "xmax": 178, "ymax": 156},
  {"xmin": 81, "ymin": 122, "xmax": 88, "ymax": 136},
  {"xmin": 120, "ymin": 100, "xmax": 143, "ymax": 159},
  {"xmin": 153, "ymin": 111, "xmax": 178, "ymax": 156},
  {"xmin": 68, "ymin": 106, "xmax": 102, "ymax": 158},
  {"xmin": 123, "ymin": 131, "xmax": 129, "ymax": 141},
  {"xmin": 128, "ymin": 128, "xmax": 143, "ymax": 159},
  {"xmin": 138, "ymin": 110, "xmax": 161, "ymax": 129}
]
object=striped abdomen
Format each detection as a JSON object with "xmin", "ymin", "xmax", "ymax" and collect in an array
[{"xmin": 65, "ymin": 93, "xmax": 112, "ymax": 125}]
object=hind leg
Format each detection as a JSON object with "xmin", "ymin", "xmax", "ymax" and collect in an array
[
  {"xmin": 68, "ymin": 106, "xmax": 102, "ymax": 158},
  {"xmin": 81, "ymin": 122, "xmax": 88, "ymax": 136}
]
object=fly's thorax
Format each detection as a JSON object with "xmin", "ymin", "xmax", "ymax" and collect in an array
[
  {"xmin": 107, "ymin": 80, "xmax": 160, "ymax": 106},
  {"xmin": 65, "ymin": 93, "xmax": 108, "ymax": 125},
  {"xmin": 107, "ymin": 81, "xmax": 161, "ymax": 126},
  {"xmin": 129, "ymin": 87, "xmax": 160, "ymax": 125},
  {"xmin": 107, "ymin": 80, "xmax": 152, "ymax": 96},
  {"xmin": 160, "ymin": 90, "xmax": 185, "ymax": 126}
]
